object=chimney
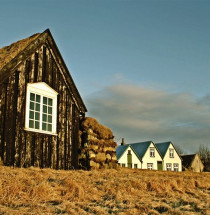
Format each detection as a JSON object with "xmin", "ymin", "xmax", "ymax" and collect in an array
[{"xmin": 121, "ymin": 138, "xmax": 126, "ymax": 146}]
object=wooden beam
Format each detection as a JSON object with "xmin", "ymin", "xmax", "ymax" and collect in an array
[
  {"xmin": 31, "ymin": 134, "xmax": 35, "ymax": 166},
  {"xmin": 1, "ymin": 80, "xmax": 8, "ymax": 161},
  {"xmin": 42, "ymin": 46, "xmax": 46, "ymax": 82},
  {"xmin": 34, "ymin": 52, "xmax": 39, "ymax": 82},
  {"xmin": 64, "ymin": 88, "xmax": 68, "ymax": 169},
  {"xmin": 10, "ymin": 71, "xmax": 20, "ymax": 166},
  {"xmin": 56, "ymin": 93, "xmax": 60, "ymax": 169}
]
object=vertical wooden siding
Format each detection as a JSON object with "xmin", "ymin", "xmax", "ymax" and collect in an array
[{"xmin": 0, "ymin": 44, "xmax": 82, "ymax": 169}]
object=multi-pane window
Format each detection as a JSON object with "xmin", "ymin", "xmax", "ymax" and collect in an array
[
  {"xmin": 150, "ymin": 147, "xmax": 155, "ymax": 157},
  {"xmin": 29, "ymin": 93, "xmax": 40, "ymax": 130},
  {"xmin": 166, "ymin": 163, "xmax": 172, "ymax": 171},
  {"xmin": 122, "ymin": 164, "xmax": 125, "ymax": 167},
  {"xmin": 134, "ymin": 164, "xmax": 138, "ymax": 169},
  {"xmin": 174, "ymin": 163, "xmax": 179, "ymax": 172},
  {"xmin": 147, "ymin": 163, "xmax": 153, "ymax": 170},
  {"xmin": 42, "ymin": 96, "xmax": 53, "ymax": 132},
  {"xmin": 169, "ymin": 149, "xmax": 174, "ymax": 158},
  {"xmin": 29, "ymin": 93, "xmax": 53, "ymax": 132},
  {"xmin": 25, "ymin": 83, "xmax": 58, "ymax": 135}
]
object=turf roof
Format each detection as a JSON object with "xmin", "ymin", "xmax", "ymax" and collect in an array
[{"xmin": 0, "ymin": 33, "xmax": 40, "ymax": 71}]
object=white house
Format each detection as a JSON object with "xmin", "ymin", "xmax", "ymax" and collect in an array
[
  {"xmin": 156, "ymin": 142, "xmax": 182, "ymax": 172},
  {"xmin": 116, "ymin": 141, "xmax": 163, "ymax": 170}
]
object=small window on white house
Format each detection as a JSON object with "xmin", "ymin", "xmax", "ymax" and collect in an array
[
  {"xmin": 122, "ymin": 164, "xmax": 125, "ymax": 167},
  {"xmin": 147, "ymin": 163, "xmax": 153, "ymax": 170},
  {"xmin": 150, "ymin": 147, "xmax": 155, "ymax": 157},
  {"xmin": 166, "ymin": 163, "xmax": 172, "ymax": 171},
  {"xmin": 174, "ymin": 163, "xmax": 179, "ymax": 172},
  {"xmin": 25, "ymin": 83, "xmax": 58, "ymax": 135},
  {"xmin": 134, "ymin": 164, "xmax": 138, "ymax": 169},
  {"xmin": 169, "ymin": 149, "xmax": 174, "ymax": 158}
]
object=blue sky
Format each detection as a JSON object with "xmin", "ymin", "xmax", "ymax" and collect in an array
[{"xmin": 0, "ymin": 0, "xmax": 210, "ymax": 152}]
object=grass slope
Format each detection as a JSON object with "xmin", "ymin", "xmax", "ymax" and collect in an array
[{"xmin": 0, "ymin": 166, "xmax": 209, "ymax": 214}]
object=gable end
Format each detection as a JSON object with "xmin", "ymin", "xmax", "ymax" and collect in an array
[{"xmin": 0, "ymin": 29, "xmax": 87, "ymax": 113}]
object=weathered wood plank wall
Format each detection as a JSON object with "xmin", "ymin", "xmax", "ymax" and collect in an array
[{"xmin": 0, "ymin": 44, "xmax": 82, "ymax": 169}]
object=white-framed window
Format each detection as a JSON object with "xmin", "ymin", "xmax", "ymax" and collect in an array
[
  {"xmin": 166, "ymin": 163, "xmax": 172, "ymax": 171},
  {"xmin": 147, "ymin": 163, "xmax": 153, "ymax": 170},
  {"xmin": 169, "ymin": 149, "xmax": 174, "ymax": 158},
  {"xmin": 150, "ymin": 147, "xmax": 155, "ymax": 157},
  {"xmin": 134, "ymin": 164, "xmax": 138, "ymax": 169},
  {"xmin": 121, "ymin": 163, "xmax": 125, "ymax": 167},
  {"xmin": 25, "ymin": 82, "xmax": 58, "ymax": 135},
  {"xmin": 174, "ymin": 163, "xmax": 179, "ymax": 172}
]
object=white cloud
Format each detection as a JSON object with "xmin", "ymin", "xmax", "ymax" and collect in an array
[{"xmin": 85, "ymin": 84, "xmax": 210, "ymax": 153}]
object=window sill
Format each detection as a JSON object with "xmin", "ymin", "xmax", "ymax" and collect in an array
[{"xmin": 24, "ymin": 128, "xmax": 58, "ymax": 136}]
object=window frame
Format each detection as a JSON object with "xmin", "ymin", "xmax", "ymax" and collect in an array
[
  {"xmin": 173, "ymin": 163, "xmax": 179, "ymax": 172},
  {"xmin": 25, "ymin": 83, "xmax": 58, "ymax": 135},
  {"xmin": 134, "ymin": 164, "xmax": 138, "ymax": 169},
  {"xmin": 169, "ymin": 149, "xmax": 174, "ymax": 158},
  {"xmin": 147, "ymin": 163, "xmax": 153, "ymax": 170},
  {"xmin": 122, "ymin": 163, "xmax": 125, "ymax": 167},
  {"xmin": 150, "ymin": 147, "xmax": 155, "ymax": 157},
  {"xmin": 166, "ymin": 163, "xmax": 172, "ymax": 171}
]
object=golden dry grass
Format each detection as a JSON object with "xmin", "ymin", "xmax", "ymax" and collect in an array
[
  {"xmin": 0, "ymin": 166, "xmax": 209, "ymax": 215},
  {"xmin": 81, "ymin": 117, "xmax": 114, "ymax": 140},
  {"xmin": 0, "ymin": 33, "xmax": 40, "ymax": 71}
]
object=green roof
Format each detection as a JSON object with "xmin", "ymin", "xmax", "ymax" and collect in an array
[
  {"xmin": 130, "ymin": 141, "xmax": 152, "ymax": 159},
  {"xmin": 116, "ymin": 141, "xmax": 153, "ymax": 160},
  {"xmin": 155, "ymin": 142, "xmax": 171, "ymax": 157},
  {"xmin": 116, "ymin": 144, "xmax": 129, "ymax": 160}
]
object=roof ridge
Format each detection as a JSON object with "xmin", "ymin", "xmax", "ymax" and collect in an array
[
  {"xmin": 129, "ymin": 140, "xmax": 153, "ymax": 144},
  {"xmin": 181, "ymin": 154, "xmax": 196, "ymax": 156},
  {"xmin": 155, "ymin": 141, "xmax": 171, "ymax": 144}
]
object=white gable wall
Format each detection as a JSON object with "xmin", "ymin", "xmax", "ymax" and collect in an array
[
  {"xmin": 141, "ymin": 142, "xmax": 162, "ymax": 170},
  {"xmin": 118, "ymin": 146, "xmax": 142, "ymax": 169},
  {"xmin": 163, "ymin": 143, "xmax": 182, "ymax": 171}
]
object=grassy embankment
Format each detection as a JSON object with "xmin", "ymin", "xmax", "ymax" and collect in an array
[{"xmin": 0, "ymin": 166, "xmax": 209, "ymax": 214}]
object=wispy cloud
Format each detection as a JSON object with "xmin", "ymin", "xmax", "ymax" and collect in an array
[{"xmin": 86, "ymin": 84, "xmax": 210, "ymax": 153}]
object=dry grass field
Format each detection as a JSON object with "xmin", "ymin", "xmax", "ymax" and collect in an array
[{"xmin": 0, "ymin": 166, "xmax": 209, "ymax": 215}]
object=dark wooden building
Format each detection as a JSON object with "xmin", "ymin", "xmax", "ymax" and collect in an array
[
  {"xmin": 0, "ymin": 29, "xmax": 87, "ymax": 169},
  {"xmin": 181, "ymin": 154, "xmax": 204, "ymax": 172}
]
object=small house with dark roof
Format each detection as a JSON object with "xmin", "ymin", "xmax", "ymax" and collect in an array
[
  {"xmin": 181, "ymin": 154, "xmax": 204, "ymax": 172},
  {"xmin": 0, "ymin": 29, "xmax": 87, "ymax": 169},
  {"xmin": 156, "ymin": 141, "xmax": 182, "ymax": 171},
  {"xmin": 116, "ymin": 140, "xmax": 163, "ymax": 170}
]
